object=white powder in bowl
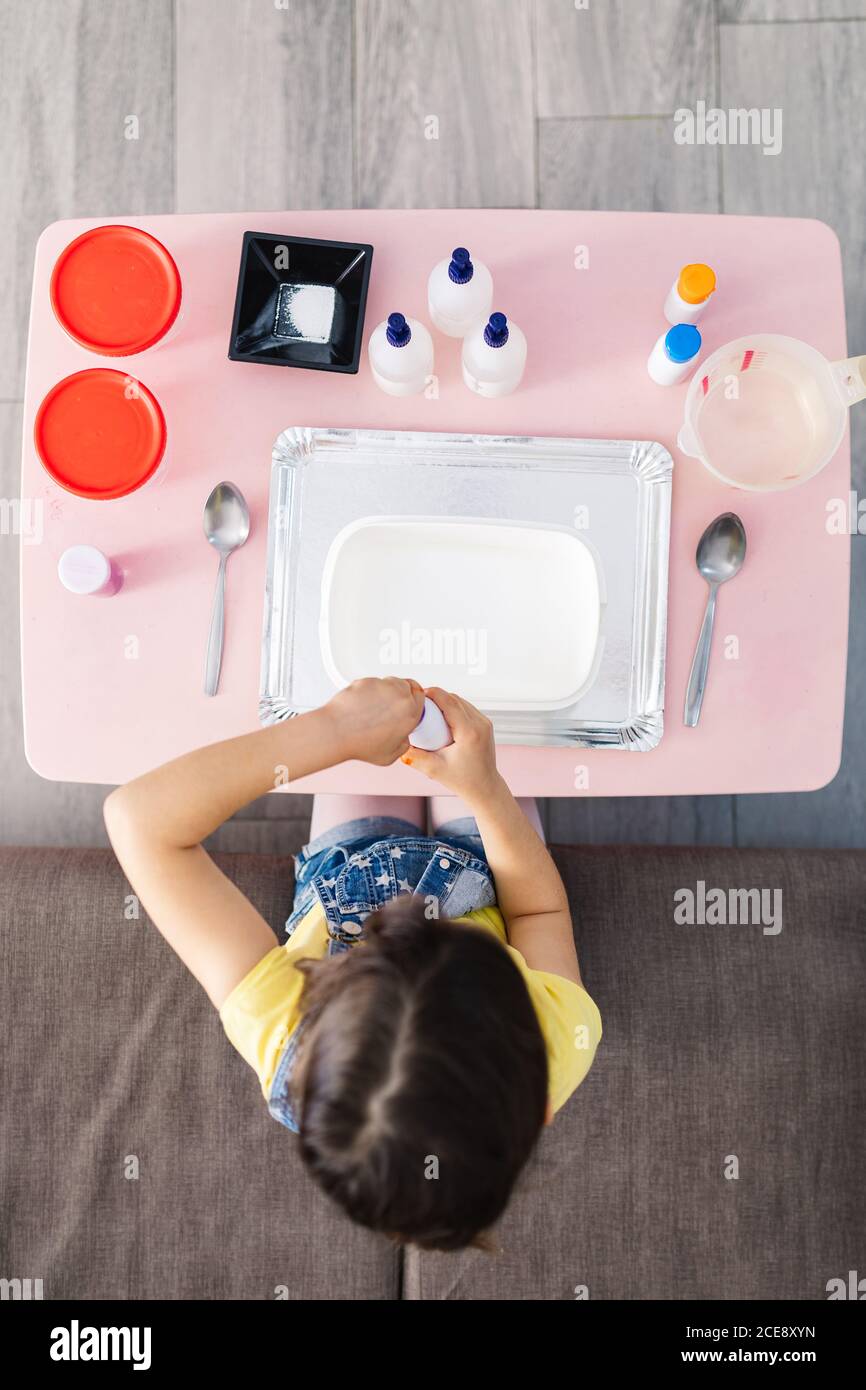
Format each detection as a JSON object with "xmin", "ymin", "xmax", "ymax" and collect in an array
[{"xmin": 274, "ymin": 283, "xmax": 336, "ymax": 344}]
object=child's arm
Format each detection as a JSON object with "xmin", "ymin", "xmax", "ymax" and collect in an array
[
  {"xmin": 104, "ymin": 678, "xmax": 425, "ymax": 1008},
  {"xmin": 404, "ymin": 690, "xmax": 582, "ymax": 986}
]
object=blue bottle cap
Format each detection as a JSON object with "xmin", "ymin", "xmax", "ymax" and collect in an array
[
  {"xmin": 448, "ymin": 247, "xmax": 474, "ymax": 284},
  {"xmin": 483, "ymin": 312, "xmax": 509, "ymax": 348},
  {"xmin": 665, "ymin": 323, "xmax": 701, "ymax": 363},
  {"xmin": 386, "ymin": 312, "xmax": 412, "ymax": 348}
]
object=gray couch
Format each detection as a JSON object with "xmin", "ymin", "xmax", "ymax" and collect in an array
[{"xmin": 1, "ymin": 843, "xmax": 863, "ymax": 1300}]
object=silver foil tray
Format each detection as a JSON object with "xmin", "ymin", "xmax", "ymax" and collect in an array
[{"xmin": 259, "ymin": 426, "xmax": 672, "ymax": 749}]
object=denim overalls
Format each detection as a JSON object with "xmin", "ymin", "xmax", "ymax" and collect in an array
[{"xmin": 267, "ymin": 814, "xmax": 495, "ymax": 1133}]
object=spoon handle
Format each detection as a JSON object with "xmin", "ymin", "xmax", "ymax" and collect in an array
[
  {"xmin": 204, "ymin": 553, "xmax": 228, "ymax": 697},
  {"xmin": 684, "ymin": 584, "xmax": 718, "ymax": 727}
]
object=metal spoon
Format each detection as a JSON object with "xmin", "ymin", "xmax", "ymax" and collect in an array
[
  {"xmin": 203, "ymin": 482, "xmax": 250, "ymax": 697},
  {"xmin": 683, "ymin": 512, "xmax": 747, "ymax": 727}
]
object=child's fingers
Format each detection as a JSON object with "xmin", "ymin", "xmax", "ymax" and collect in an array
[
  {"xmin": 423, "ymin": 686, "xmax": 464, "ymax": 732},
  {"xmin": 390, "ymin": 676, "xmax": 426, "ymax": 715},
  {"xmin": 399, "ymin": 677, "xmax": 425, "ymax": 701},
  {"xmin": 448, "ymin": 690, "xmax": 488, "ymax": 724},
  {"xmin": 400, "ymin": 747, "xmax": 443, "ymax": 779}
]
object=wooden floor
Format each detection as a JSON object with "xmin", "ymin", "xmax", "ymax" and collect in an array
[{"xmin": 1, "ymin": 0, "xmax": 864, "ymax": 849}]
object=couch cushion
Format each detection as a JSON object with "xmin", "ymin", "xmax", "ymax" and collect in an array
[
  {"xmin": 405, "ymin": 845, "xmax": 866, "ymax": 1300},
  {"xmin": 0, "ymin": 847, "xmax": 399, "ymax": 1300}
]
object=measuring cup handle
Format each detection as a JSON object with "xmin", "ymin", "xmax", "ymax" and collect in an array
[
  {"xmin": 677, "ymin": 421, "xmax": 701, "ymax": 458},
  {"xmin": 832, "ymin": 355, "xmax": 866, "ymax": 406}
]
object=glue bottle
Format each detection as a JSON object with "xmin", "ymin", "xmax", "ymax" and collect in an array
[
  {"xmin": 647, "ymin": 323, "xmax": 701, "ymax": 386},
  {"xmin": 427, "ymin": 247, "xmax": 493, "ymax": 338},
  {"xmin": 664, "ymin": 264, "xmax": 716, "ymax": 325},
  {"xmin": 368, "ymin": 312, "xmax": 434, "ymax": 397},
  {"xmin": 462, "ymin": 312, "xmax": 527, "ymax": 397}
]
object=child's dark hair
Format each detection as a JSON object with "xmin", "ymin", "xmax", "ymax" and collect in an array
[{"xmin": 292, "ymin": 895, "xmax": 548, "ymax": 1251}]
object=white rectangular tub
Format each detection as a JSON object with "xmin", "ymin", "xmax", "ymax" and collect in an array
[{"xmin": 319, "ymin": 515, "xmax": 604, "ymax": 711}]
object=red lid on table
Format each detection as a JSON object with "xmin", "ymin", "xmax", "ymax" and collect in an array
[
  {"xmin": 50, "ymin": 225, "xmax": 181, "ymax": 355},
  {"xmin": 34, "ymin": 369, "xmax": 167, "ymax": 500}
]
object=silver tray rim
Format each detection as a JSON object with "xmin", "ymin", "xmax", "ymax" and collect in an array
[{"xmin": 259, "ymin": 425, "xmax": 673, "ymax": 750}]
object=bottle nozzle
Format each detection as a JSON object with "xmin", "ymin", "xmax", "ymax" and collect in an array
[
  {"xmin": 484, "ymin": 311, "xmax": 509, "ymax": 348},
  {"xmin": 448, "ymin": 247, "xmax": 474, "ymax": 284},
  {"xmin": 386, "ymin": 312, "xmax": 412, "ymax": 347}
]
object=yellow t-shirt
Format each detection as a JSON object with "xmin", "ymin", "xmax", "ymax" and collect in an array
[{"xmin": 220, "ymin": 904, "xmax": 602, "ymax": 1117}]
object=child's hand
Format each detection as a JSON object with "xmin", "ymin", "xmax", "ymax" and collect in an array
[
  {"xmin": 402, "ymin": 688, "xmax": 501, "ymax": 803},
  {"xmin": 323, "ymin": 677, "xmax": 426, "ymax": 766}
]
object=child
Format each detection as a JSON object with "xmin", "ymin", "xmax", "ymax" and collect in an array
[{"xmin": 105, "ymin": 678, "xmax": 601, "ymax": 1251}]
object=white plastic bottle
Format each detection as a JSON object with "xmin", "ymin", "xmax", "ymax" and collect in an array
[
  {"xmin": 462, "ymin": 312, "xmax": 527, "ymax": 397},
  {"xmin": 663, "ymin": 263, "xmax": 716, "ymax": 325},
  {"xmin": 368, "ymin": 312, "xmax": 434, "ymax": 397},
  {"xmin": 427, "ymin": 247, "xmax": 493, "ymax": 338},
  {"xmin": 58, "ymin": 544, "xmax": 122, "ymax": 596},
  {"xmin": 647, "ymin": 324, "xmax": 702, "ymax": 386},
  {"xmin": 409, "ymin": 698, "xmax": 453, "ymax": 751}
]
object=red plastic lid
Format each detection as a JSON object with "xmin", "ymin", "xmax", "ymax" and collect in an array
[
  {"xmin": 50, "ymin": 225, "xmax": 181, "ymax": 355},
  {"xmin": 34, "ymin": 369, "xmax": 167, "ymax": 500}
]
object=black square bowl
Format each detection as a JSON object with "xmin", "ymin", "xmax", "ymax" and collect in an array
[{"xmin": 228, "ymin": 231, "xmax": 373, "ymax": 373}]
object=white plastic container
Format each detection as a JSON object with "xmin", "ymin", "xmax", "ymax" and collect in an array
[
  {"xmin": 427, "ymin": 247, "xmax": 493, "ymax": 338},
  {"xmin": 677, "ymin": 334, "xmax": 866, "ymax": 491},
  {"xmin": 58, "ymin": 545, "xmax": 122, "ymax": 596},
  {"xmin": 664, "ymin": 263, "xmax": 716, "ymax": 326},
  {"xmin": 462, "ymin": 312, "xmax": 527, "ymax": 397},
  {"xmin": 319, "ymin": 515, "xmax": 604, "ymax": 710},
  {"xmin": 647, "ymin": 323, "xmax": 701, "ymax": 386},
  {"xmin": 409, "ymin": 698, "xmax": 453, "ymax": 751},
  {"xmin": 368, "ymin": 312, "xmax": 434, "ymax": 397}
]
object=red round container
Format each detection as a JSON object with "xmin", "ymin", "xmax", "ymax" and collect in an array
[
  {"xmin": 50, "ymin": 225, "xmax": 181, "ymax": 356},
  {"xmin": 34, "ymin": 369, "xmax": 167, "ymax": 500}
]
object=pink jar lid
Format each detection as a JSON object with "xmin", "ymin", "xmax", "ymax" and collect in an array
[{"xmin": 58, "ymin": 545, "xmax": 113, "ymax": 595}]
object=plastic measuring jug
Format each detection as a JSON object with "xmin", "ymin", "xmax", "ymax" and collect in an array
[{"xmin": 677, "ymin": 334, "xmax": 866, "ymax": 491}]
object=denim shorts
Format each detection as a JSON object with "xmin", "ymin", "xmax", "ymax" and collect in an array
[{"xmin": 268, "ymin": 815, "xmax": 495, "ymax": 1134}]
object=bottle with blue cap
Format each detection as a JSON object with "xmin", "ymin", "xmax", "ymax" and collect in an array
[
  {"xmin": 647, "ymin": 323, "xmax": 702, "ymax": 386},
  {"xmin": 427, "ymin": 246, "xmax": 493, "ymax": 338},
  {"xmin": 368, "ymin": 311, "xmax": 434, "ymax": 396},
  {"xmin": 462, "ymin": 311, "xmax": 527, "ymax": 397}
]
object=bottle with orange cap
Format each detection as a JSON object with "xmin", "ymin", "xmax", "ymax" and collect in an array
[{"xmin": 664, "ymin": 263, "xmax": 716, "ymax": 326}]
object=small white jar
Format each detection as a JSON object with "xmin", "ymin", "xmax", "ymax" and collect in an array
[
  {"xmin": 408, "ymin": 698, "xmax": 452, "ymax": 751},
  {"xmin": 368, "ymin": 312, "xmax": 434, "ymax": 397},
  {"xmin": 58, "ymin": 545, "xmax": 123, "ymax": 596},
  {"xmin": 462, "ymin": 312, "xmax": 527, "ymax": 397},
  {"xmin": 664, "ymin": 263, "xmax": 716, "ymax": 325},
  {"xmin": 427, "ymin": 247, "xmax": 493, "ymax": 338},
  {"xmin": 647, "ymin": 323, "xmax": 702, "ymax": 386}
]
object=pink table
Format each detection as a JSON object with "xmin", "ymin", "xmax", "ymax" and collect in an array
[{"xmin": 21, "ymin": 210, "xmax": 850, "ymax": 796}]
